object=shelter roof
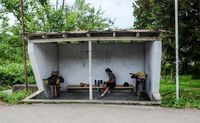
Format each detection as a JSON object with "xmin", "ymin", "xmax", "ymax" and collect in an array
[{"xmin": 25, "ymin": 30, "xmax": 163, "ymax": 43}]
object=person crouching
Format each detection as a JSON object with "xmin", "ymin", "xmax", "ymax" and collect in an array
[{"xmin": 44, "ymin": 71, "xmax": 64, "ymax": 98}]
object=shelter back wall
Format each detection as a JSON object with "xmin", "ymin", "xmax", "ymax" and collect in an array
[{"xmin": 59, "ymin": 42, "xmax": 145, "ymax": 89}]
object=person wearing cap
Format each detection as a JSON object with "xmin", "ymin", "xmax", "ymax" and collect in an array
[{"xmin": 99, "ymin": 68, "xmax": 116, "ymax": 98}]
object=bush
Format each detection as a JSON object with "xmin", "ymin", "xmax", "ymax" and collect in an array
[
  {"xmin": 191, "ymin": 63, "xmax": 200, "ymax": 79},
  {"xmin": 0, "ymin": 86, "xmax": 10, "ymax": 91},
  {"xmin": 0, "ymin": 90, "xmax": 32, "ymax": 104},
  {"xmin": 161, "ymin": 92, "xmax": 200, "ymax": 109},
  {"xmin": 0, "ymin": 62, "xmax": 35, "ymax": 86},
  {"xmin": 160, "ymin": 75, "xmax": 200, "ymax": 109}
]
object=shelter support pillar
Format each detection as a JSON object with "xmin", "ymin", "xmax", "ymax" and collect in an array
[
  {"xmin": 89, "ymin": 41, "xmax": 93, "ymax": 100},
  {"xmin": 151, "ymin": 41, "xmax": 162, "ymax": 101},
  {"xmin": 145, "ymin": 41, "xmax": 162, "ymax": 101}
]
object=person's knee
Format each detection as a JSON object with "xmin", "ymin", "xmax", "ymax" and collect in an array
[{"xmin": 103, "ymin": 84, "xmax": 107, "ymax": 88}]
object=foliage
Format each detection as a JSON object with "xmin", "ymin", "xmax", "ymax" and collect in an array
[
  {"xmin": 0, "ymin": 0, "xmax": 113, "ymax": 87},
  {"xmin": 0, "ymin": 85, "xmax": 10, "ymax": 91},
  {"xmin": 160, "ymin": 75, "xmax": 200, "ymax": 109},
  {"xmin": 0, "ymin": 0, "xmax": 113, "ymax": 32},
  {"xmin": 0, "ymin": 27, "xmax": 23, "ymax": 64},
  {"xmin": 0, "ymin": 90, "xmax": 32, "ymax": 104},
  {"xmin": 133, "ymin": 0, "xmax": 200, "ymax": 77},
  {"xmin": 0, "ymin": 63, "xmax": 35, "ymax": 86},
  {"xmin": 161, "ymin": 89, "xmax": 200, "ymax": 109}
]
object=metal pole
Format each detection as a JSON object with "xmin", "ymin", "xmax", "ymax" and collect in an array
[
  {"xmin": 89, "ymin": 41, "xmax": 93, "ymax": 100},
  {"xmin": 175, "ymin": 0, "xmax": 179, "ymax": 100},
  {"xmin": 20, "ymin": 0, "xmax": 28, "ymax": 92}
]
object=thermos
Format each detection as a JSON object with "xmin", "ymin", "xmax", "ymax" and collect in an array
[
  {"xmin": 94, "ymin": 80, "xmax": 97, "ymax": 86},
  {"xmin": 100, "ymin": 80, "xmax": 103, "ymax": 85},
  {"xmin": 95, "ymin": 80, "xmax": 104, "ymax": 86}
]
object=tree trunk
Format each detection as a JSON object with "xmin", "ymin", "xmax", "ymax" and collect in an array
[
  {"xmin": 56, "ymin": 0, "xmax": 59, "ymax": 9},
  {"xmin": 62, "ymin": 0, "xmax": 65, "ymax": 10},
  {"xmin": 170, "ymin": 68, "xmax": 175, "ymax": 83}
]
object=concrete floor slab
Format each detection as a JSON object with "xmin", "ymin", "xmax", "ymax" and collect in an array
[{"xmin": 23, "ymin": 90, "xmax": 155, "ymax": 105}]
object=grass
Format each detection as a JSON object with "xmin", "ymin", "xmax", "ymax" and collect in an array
[
  {"xmin": 0, "ymin": 90, "xmax": 32, "ymax": 105},
  {"xmin": 160, "ymin": 75, "xmax": 200, "ymax": 109}
]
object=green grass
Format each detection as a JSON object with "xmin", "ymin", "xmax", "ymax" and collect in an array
[
  {"xmin": 160, "ymin": 75, "xmax": 200, "ymax": 109},
  {"xmin": 0, "ymin": 90, "xmax": 32, "ymax": 104}
]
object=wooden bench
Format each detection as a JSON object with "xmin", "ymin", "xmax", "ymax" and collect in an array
[{"xmin": 67, "ymin": 85, "xmax": 135, "ymax": 93}]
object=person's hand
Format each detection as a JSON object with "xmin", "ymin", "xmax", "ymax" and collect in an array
[
  {"xmin": 44, "ymin": 80, "xmax": 48, "ymax": 85},
  {"xmin": 56, "ymin": 79, "xmax": 60, "ymax": 84}
]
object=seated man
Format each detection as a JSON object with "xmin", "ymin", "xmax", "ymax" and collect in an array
[
  {"xmin": 44, "ymin": 71, "xmax": 64, "ymax": 97},
  {"xmin": 99, "ymin": 68, "xmax": 116, "ymax": 98}
]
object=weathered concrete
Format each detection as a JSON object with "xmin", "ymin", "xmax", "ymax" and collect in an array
[
  {"xmin": 0, "ymin": 104, "xmax": 199, "ymax": 123},
  {"xmin": 59, "ymin": 43, "xmax": 145, "ymax": 86},
  {"xmin": 59, "ymin": 43, "xmax": 89, "ymax": 91},
  {"xmin": 28, "ymin": 43, "xmax": 58, "ymax": 90},
  {"xmin": 28, "ymin": 43, "xmax": 58, "ymax": 98},
  {"xmin": 23, "ymin": 90, "xmax": 153, "ymax": 105},
  {"xmin": 145, "ymin": 41, "xmax": 162, "ymax": 100},
  {"xmin": 28, "ymin": 41, "xmax": 162, "ymax": 101}
]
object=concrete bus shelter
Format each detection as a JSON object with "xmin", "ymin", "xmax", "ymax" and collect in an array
[{"xmin": 26, "ymin": 30, "xmax": 163, "ymax": 101}]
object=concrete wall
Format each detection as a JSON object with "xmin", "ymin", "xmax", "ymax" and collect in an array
[
  {"xmin": 28, "ymin": 41, "xmax": 162, "ymax": 101},
  {"xmin": 59, "ymin": 43, "xmax": 89, "ymax": 91},
  {"xmin": 145, "ymin": 41, "xmax": 162, "ymax": 101},
  {"xmin": 92, "ymin": 43, "xmax": 144, "ymax": 85},
  {"xmin": 145, "ymin": 42, "xmax": 152, "ymax": 98},
  {"xmin": 28, "ymin": 42, "xmax": 58, "ymax": 91},
  {"xmin": 59, "ymin": 43, "xmax": 145, "ymax": 90}
]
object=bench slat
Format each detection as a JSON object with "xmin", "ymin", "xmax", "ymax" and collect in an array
[{"xmin": 67, "ymin": 85, "xmax": 134, "ymax": 90}]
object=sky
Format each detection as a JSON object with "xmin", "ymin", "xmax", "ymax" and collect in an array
[
  {"xmin": 50, "ymin": 0, "xmax": 134, "ymax": 29},
  {"xmin": 6, "ymin": 0, "xmax": 134, "ymax": 29}
]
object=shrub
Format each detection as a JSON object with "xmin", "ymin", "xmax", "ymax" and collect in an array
[
  {"xmin": 191, "ymin": 63, "xmax": 200, "ymax": 79},
  {"xmin": 0, "ymin": 86, "xmax": 10, "ymax": 91},
  {"xmin": 160, "ymin": 75, "xmax": 200, "ymax": 109},
  {"xmin": 0, "ymin": 62, "xmax": 35, "ymax": 86},
  {"xmin": 0, "ymin": 90, "xmax": 32, "ymax": 104}
]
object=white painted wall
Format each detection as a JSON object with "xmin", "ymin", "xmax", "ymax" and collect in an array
[
  {"xmin": 92, "ymin": 43, "xmax": 144, "ymax": 85},
  {"xmin": 145, "ymin": 41, "xmax": 162, "ymax": 101},
  {"xmin": 59, "ymin": 43, "xmax": 145, "ymax": 89},
  {"xmin": 28, "ymin": 41, "xmax": 162, "ymax": 101},
  {"xmin": 59, "ymin": 43, "xmax": 89, "ymax": 91},
  {"xmin": 145, "ymin": 42, "xmax": 152, "ymax": 97},
  {"xmin": 28, "ymin": 42, "xmax": 58, "ymax": 91}
]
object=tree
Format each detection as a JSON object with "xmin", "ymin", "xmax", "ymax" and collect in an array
[
  {"xmin": 0, "ymin": 0, "xmax": 114, "ymax": 86},
  {"xmin": 133, "ymin": 0, "xmax": 200, "ymax": 78},
  {"xmin": 0, "ymin": 0, "xmax": 113, "ymax": 32}
]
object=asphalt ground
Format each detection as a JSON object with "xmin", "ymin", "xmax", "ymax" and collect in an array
[{"xmin": 0, "ymin": 104, "xmax": 199, "ymax": 123}]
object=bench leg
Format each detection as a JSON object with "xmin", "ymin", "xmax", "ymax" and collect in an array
[{"xmin": 97, "ymin": 88, "xmax": 101, "ymax": 96}]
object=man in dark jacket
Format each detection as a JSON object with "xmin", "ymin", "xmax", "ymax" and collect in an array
[{"xmin": 44, "ymin": 71, "xmax": 64, "ymax": 97}]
